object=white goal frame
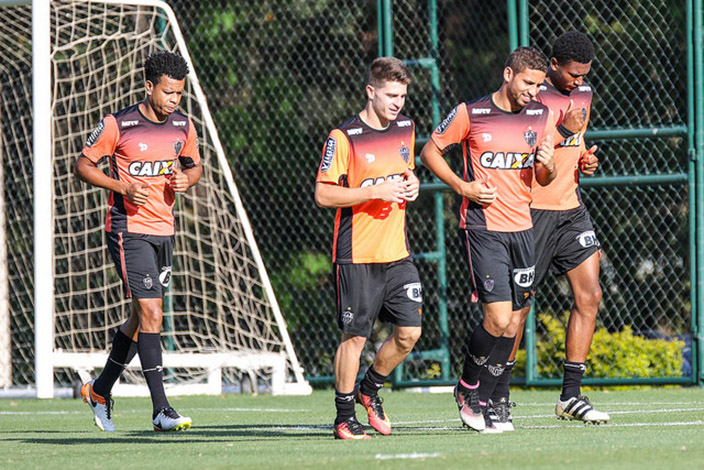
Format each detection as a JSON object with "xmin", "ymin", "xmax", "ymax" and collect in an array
[{"xmin": 2, "ymin": 0, "xmax": 311, "ymax": 398}]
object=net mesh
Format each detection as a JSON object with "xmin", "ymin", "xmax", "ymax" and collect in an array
[{"xmin": 0, "ymin": 0, "xmax": 306, "ymax": 391}]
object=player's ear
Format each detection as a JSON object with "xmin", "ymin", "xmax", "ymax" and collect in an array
[
  {"xmin": 145, "ymin": 80, "xmax": 154, "ymax": 96},
  {"xmin": 503, "ymin": 66, "xmax": 513, "ymax": 83},
  {"xmin": 365, "ymin": 83, "xmax": 375, "ymax": 101}
]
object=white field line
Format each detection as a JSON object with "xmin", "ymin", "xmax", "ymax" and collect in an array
[
  {"xmin": 376, "ymin": 453, "xmax": 441, "ymax": 460},
  {"xmin": 0, "ymin": 407, "xmax": 310, "ymax": 416}
]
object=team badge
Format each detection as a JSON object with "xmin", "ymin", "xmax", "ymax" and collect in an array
[
  {"xmin": 342, "ymin": 308, "xmax": 354, "ymax": 325},
  {"xmin": 484, "ymin": 278, "xmax": 495, "ymax": 292},
  {"xmin": 85, "ymin": 120, "xmax": 106, "ymax": 148},
  {"xmin": 143, "ymin": 275, "xmax": 153, "ymax": 290},
  {"xmin": 399, "ymin": 143, "xmax": 410, "ymax": 163},
  {"xmin": 173, "ymin": 140, "xmax": 183, "ymax": 156},
  {"xmin": 524, "ymin": 129, "xmax": 537, "ymax": 147},
  {"xmin": 159, "ymin": 266, "xmax": 172, "ymax": 287}
]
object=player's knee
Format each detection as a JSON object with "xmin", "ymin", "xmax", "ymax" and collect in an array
[
  {"xmin": 341, "ymin": 335, "xmax": 367, "ymax": 353},
  {"xmin": 138, "ymin": 306, "xmax": 163, "ymax": 330},
  {"xmin": 576, "ymin": 284, "xmax": 602, "ymax": 311},
  {"xmin": 395, "ymin": 327, "xmax": 421, "ymax": 351}
]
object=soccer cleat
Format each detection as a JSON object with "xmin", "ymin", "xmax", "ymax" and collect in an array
[
  {"xmin": 153, "ymin": 406, "xmax": 192, "ymax": 432},
  {"xmin": 453, "ymin": 383, "xmax": 485, "ymax": 431},
  {"xmin": 333, "ymin": 417, "xmax": 371, "ymax": 440},
  {"xmin": 490, "ymin": 397, "xmax": 516, "ymax": 432},
  {"xmin": 479, "ymin": 405, "xmax": 503, "ymax": 434},
  {"xmin": 354, "ymin": 385, "xmax": 391, "ymax": 435},
  {"xmin": 80, "ymin": 380, "xmax": 115, "ymax": 432},
  {"xmin": 556, "ymin": 395, "xmax": 610, "ymax": 424}
]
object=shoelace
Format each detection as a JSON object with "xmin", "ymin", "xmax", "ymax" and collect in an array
[
  {"xmin": 158, "ymin": 406, "xmax": 181, "ymax": 419},
  {"xmin": 345, "ymin": 419, "xmax": 365, "ymax": 435},
  {"xmin": 367, "ymin": 394, "xmax": 386, "ymax": 419},
  {"xmin": 493, "ymin": 400, "xmax": 515, "ymax": 421}
]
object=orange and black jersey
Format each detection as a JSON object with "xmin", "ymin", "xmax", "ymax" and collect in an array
[
  {"xmin": 431, "ymin": 95, "xmax": 555, "ymax": 232},
  {"xmin": 533, "ymin": 81, "xmax": 593, "ymax": 210},
  {"xmin": 81, "ymin": 104, "xmax": 201, "ymax": 236},
  {"xmin": 316, "ymin": 114, "xmax": 415, "ymax": 264}
]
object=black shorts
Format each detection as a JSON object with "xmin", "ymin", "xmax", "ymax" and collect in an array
[
  {"xmin": 334, "ymin": 258, "xmax": 423, "ymax": 338},
  {"xmin": 106, "ymin": 231, "xmax": 174, "ymax": 299},
  {"xmin": 462, "ymin": 228, "xmax": 535, "ymax": 310},
  {"xmin": 532, "ymin": 205, "xmax": 600, "ymax": 287}
]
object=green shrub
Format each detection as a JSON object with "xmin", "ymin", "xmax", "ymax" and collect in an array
[{"xmin": 514, "ymin": 312, "xmax": 684, "ymax": 379}]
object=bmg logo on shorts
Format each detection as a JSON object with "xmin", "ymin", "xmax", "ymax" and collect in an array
[{"xmin": 513, "ymin": 266, "xmax": 535, "ymax": 288}]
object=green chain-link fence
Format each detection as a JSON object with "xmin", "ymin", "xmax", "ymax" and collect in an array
[{"xmin": 168, "ymin": 0, "xmax": 697, "ymax": 386}]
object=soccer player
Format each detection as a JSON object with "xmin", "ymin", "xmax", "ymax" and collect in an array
[
  {"xmin": 490, "ymin": 31, "xmax": 609, "ymax": 427},
  {"xmin": 73, "ymin": 51, "xmax": 202, "ymax": 432},
  {"xmin": 315, "ymin": 57, "xmax": 423, "ymax": 440},
  {"xmin": 420, "ymin": 46, "xmax": 556, "ymax": 433}
]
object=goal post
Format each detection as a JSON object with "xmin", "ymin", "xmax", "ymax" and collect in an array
[{"xmin": 0, "ymin": 0, "xmax": 311, "ymax": 397}]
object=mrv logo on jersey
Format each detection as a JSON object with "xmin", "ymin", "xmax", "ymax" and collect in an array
[
  {"xmin": 480, "ymin": 151, "xmax": 535, "ymax": 169},
  {"xmin": 128, "ymin": 160, "xmax": 175, "ymax": 177}
]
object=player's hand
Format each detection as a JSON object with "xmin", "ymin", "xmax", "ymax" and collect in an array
[
  {"xmin": 460, "ymin": 176, "xmax": 497, "ymax": 206},
  {"xmin": 169, "ymin": 166, "xmax": 190, "ymax": 192},
  {"xmin": 125, "ymin": 182, "xmax": 150, "ymax": 205},
  {"xmin": 561, "ymin": 100, "xmax": 586, "ymax": 135},
  {"xmin": 372, "ymin": 177, "xmax": 406, "ymax": 203},
  {"xmin": 580, "ymin": 145, "xmax": 599, "ymax": 175},
  {"xmin": 535, "ymin": 133, "xmax": 555, "ymax": 173},
  {"xmin": 402, "ymin": 169, "xmax": 420, "ymax": 202}
]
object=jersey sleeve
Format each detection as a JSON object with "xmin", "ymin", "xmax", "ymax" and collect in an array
[
  {"xmin": 316, "ymin": 129, "xmax": 350, "ymax": 185},
  {"xmin": 81, "ymin": 115, "xmax": 119, "ymax": 163},
  {"xmin": 430, "ymin": 104, "xmax": 470, "ymax": 153},
  {"xmin": 178, "ymin": 118, "xmax": 201, "ymax": 169}
]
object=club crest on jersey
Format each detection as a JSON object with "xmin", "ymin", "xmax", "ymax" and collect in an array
[
  {"xmin": 173, "ymin": 140, "xmax": 183, "ymax": 156},
  {"xmin": 399, "ymin": 142, "xmax": 410, "ymax": 163},
  {"xmin": 436, "ymin": 106, "xmax": 457, "ymax": 134},
  {"xmin": 85, "ymin": 120, "xmax": 105, "ymax": 148},
  {"xmin": 321, "ymin": 137, "xmax": 336, "ymax": 172},
  {"xmin": 524, "ymin": 129, "xmax": 537, "ymax": 147},
  {"xmin": 128, "ymin": 159, "xmax": 175, "ymax": 177}
]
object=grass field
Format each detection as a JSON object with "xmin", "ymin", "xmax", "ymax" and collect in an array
[{"xmin": 1, "ymin": 387, "xmax": 703, "ymax": 469}]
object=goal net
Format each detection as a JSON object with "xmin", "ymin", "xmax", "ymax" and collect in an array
[{"xmin": 0, "ymin": 0, "xmax": 311, "ymax": 397}]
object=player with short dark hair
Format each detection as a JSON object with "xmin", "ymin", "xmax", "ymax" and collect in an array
[
  {"xmin": 420, "ymin": 46, "xmax": 556, "ymax": 433},
  {"xmin": 74, "ymin": 50, "xmax": 202, "ymax": 432},
  {"xmin": 315, "ymin": 56, "xmax": 423, "ymax": 440},
  {"xmin": 489, "ymin": 31, "xmax": 609, "ymax": 429}
]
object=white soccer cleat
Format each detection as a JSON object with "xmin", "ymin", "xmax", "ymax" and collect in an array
[
  {"xmin": 453, "ymin": 384, "xmax": 486, "ymax": 432},
  {"xmin": 153, "ymin": 406, "xmax": 192, "ymax": 432},
  {"xmin": 479, "ymin": 405, "xmax": 503, "ymax": 434},
  {"xmin": 80, "ymin": 380, "xmax": 115, "ymax": 432},
  {"xmin": 490, "ymin": 397, "xmax": 515, "ymax": 432},
  {"xmin": 556, "ymin": 395, "xmax": 610, "ymax": 424}
]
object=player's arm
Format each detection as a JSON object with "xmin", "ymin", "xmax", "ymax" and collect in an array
[
  {"xmin": 169, "ymin": 120, "xmax": 204, "ymax": 192},
  {"xmin": 578, "ymin": 105, "xmax": 599, "ymax": 176},
  {"xmin": 73, "ymin": 155, "xmax": 150, "ymax": 205},
  {"xmin": 315, "ymin": 179, "xmax": 406, "ymax": 208},
  {"xmin": 534, "ymin": 132, "xmax": 557, "ymax": 186},
  {"xmin": 169, "ymin": 162, "xmax": 202, "ymax": 192}
]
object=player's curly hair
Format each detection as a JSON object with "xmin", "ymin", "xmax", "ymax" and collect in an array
[
  {"xmin": 505, "ymin": 46, "xmax": 547, "ymax": 74},
  {"xmin": 144, "ymin": 51, "xmax": 189, "ymax": 84},
  {"xmin": 367, "ymin": 56, "xmax": 412, "ymax": 88},
  {"xmin": 552, "ymin": 31, "xmax": 594, "ymax": 65}
]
